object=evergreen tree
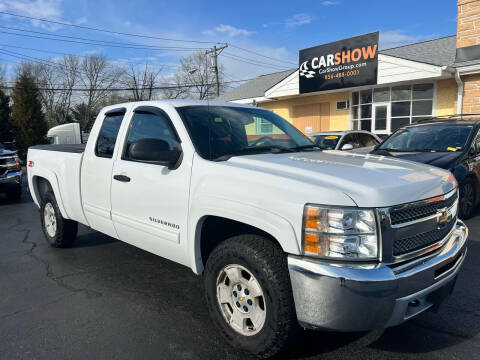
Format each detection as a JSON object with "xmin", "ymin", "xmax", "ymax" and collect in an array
[
  {"xmin": 0, "ymin": 90, "xmax": 13, "ymax": 143},
  {"xmin": 10, "ymin": 71, "xmax": 48, "ymax": 159}
]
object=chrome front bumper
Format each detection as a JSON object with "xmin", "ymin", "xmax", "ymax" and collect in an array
[
  {"xmin": 0, "ymin": 170, "xmax": 22, "ymax": 188},
  {"xmin": 288, "ymin": 219, "xmax": 468, "ymax": 332}
]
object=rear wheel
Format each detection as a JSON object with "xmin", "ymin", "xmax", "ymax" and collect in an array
[
  {"xmin": 40, "ymin": 191, "xmax": 78, "ymax": 247},
  {"xmin": 459, "ymin": 178, "xmax": 476, "ymax": 219},
  {"xmin": 204, "ymin": 235, "xmax": 299, "ymax": 358}
]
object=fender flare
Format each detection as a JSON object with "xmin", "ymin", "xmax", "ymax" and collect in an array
[
  {"xmin": 188, "ymin": 197, "xmax": 300, "ymax": 274},
  {"xmin": 30, "ymin": 168, "xmax": 69, "ymax": 219}
]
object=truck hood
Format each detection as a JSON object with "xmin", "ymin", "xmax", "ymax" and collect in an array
[
  {"xmin": 226, "ymin": 151, "xmax": 456, "ymax": 208},
  {"xmin": 371, "ymin": 150, "xmax": 462, "ymax": 169}
]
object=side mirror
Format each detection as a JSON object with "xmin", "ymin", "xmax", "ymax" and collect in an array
[
  {"xmin": 129, "ymin": 138, "xmax": 182, "ymax": 169},
  {"xmin": 341, "ymin": 143, "xmax": 354, "ymax": 151}
]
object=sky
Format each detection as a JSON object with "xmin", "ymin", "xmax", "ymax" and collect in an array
[{"xmin": 0, "ymin": 0, "xmax": 459, "ymax": 84}]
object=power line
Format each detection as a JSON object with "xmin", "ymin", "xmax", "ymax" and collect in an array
[
  {"xmin": 0, "ymin": 10, "xmax": 296, "ymax": 67},
  {"xmin": 222, "ymin": 50, "xmax": 291, "ymax": 70},
  {"xmin": 220, "ymin": 53, "xmax": 290, "ymax": 71},
  {"xmin": 0, "ymin": 43, "xmax": 182, "ymax": 69},
  {"xmin": 228, "ymin": 44, "xmax": 297, "ymax": 66},
  {"xmin": 0, "ymin": 10, "xmax": 218, "ymax": 45},
  {"xmin": 0, "ymin": 77, "xmax": 260, "ymax": 92},
  {"xmin": 0, "ymin": 26, "xmax": 209, "ymax": 51}
]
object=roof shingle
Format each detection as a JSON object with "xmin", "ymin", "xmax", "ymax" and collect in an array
[{"xmin": 217, "ymin": 69, "xmax": 296, "ymax": 101}]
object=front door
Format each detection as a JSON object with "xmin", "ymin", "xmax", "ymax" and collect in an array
[
  {"xmin": 110, "ymin": 106, "xmax": 192, "ymax": 266},
  {"xmin": 373, "ymin": 103, "xmax": 390, "ymax": 135}
]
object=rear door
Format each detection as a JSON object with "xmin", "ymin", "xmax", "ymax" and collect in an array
[
  {"xmin": 110, "ymin": 105, "xmax": 193, "ymax": 266},
  {"xmin": 81, "ymin": 108, "xmax": 127, "ymax": 238}
]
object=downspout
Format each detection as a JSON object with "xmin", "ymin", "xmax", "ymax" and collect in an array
[
  {"xmin": 443, "ymin": 66, "xmax": 463, "ymax": 115},
  {"xmin": 454, "ymin": 70, "xmax": 463, "ymax": 115}
]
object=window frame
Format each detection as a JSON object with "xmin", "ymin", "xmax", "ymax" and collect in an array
[
  {"xmin": 350, "ymin": 82, "xmax": 435, "ymax": 134},
  {"xmin": 94, "ymin": 107, "xmax": 126, "ymax": 159},
  {"xmin": 336, "ymin": 100, "xmax": 349, "ymax": 110},
  {"xmin": 121, "ymin": 105, "xmax": 181, "ymax": 164}
]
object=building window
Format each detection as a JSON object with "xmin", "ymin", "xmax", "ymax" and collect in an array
[
  {"xmin": 256, "ymin": 117, "xmax": 274, "ymax": 134},
  {"xmin": 351, "ymin": 83, "xmax": 434, "ymax": 133}
]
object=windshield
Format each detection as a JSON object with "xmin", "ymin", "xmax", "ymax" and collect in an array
[
  {"xmin": 312, "ymin": 134, "xmax": 341, "ymax": 150},
  {"xmin": 177, "ymin": 106, "xmax": 315, "ymax": 160},
  {"xmin": 379, "ymin": 124, "xmax": 473, "ymax": 152}
]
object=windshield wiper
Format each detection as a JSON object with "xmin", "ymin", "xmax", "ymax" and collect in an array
[{"xmin": 213, "ymin": 145, "xmax": 295, "ymax": 161}]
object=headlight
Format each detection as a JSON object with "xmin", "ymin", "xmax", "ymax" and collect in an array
[
  {"xmin": 302, "ymin": 205, "xmax": 378, "ymax": 260},
  {"xmin": 6, "ymin": 157, "xmax": 21, "ymax": 171}
]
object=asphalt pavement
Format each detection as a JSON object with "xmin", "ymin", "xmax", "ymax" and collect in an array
[{"xmin": 1, "ymin": 183, "xmax": 479, "ymax": 360}]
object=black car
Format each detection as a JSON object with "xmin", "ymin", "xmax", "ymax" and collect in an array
[
  {"xmin": 372, "ymin": 119, "xmax": 480, "ymax": 219},
  {"xmin": 0, "ymin": 143, "xmax": 23, "ymax": 200}
]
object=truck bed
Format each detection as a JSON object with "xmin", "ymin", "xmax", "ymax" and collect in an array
[
  {"xmin": 28, "ymin": 143, "xmax": 87, "ymax": 226},
  {"xmin": 29, "ymin": 144, "xmax": 86, "ymax": 153}
]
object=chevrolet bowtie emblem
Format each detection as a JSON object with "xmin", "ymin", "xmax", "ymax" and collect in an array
[
  {"xmin": 437, "ymin": 207, "xmax": 452, "ymax": 228},
  {"xmin": 239, "ymin": 297, "xmax": 245, "ymax": 301}
]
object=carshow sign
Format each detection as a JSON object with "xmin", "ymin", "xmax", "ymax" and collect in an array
[{"xmin": 299, "ymin": 32, "xmax": 379, "ymax": 94}]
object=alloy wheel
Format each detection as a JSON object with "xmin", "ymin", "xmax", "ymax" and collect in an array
[
  {"xmin": 216, "ymin": 264, "xmax": 267, "ymax": 336},
  {"xmin": 44, "ymin": 202, "xmax": 57, "ymax": 237}
]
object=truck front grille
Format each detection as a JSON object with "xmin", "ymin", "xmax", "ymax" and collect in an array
[
  {"xmin": 380, "ymin": 189, "xmax": 458, "ymax": 263},
  {"xmin": 392, "ymin": 219, "xmax": 456, "ymax": 256},
  {"xmin": 0, "ymin": 157, "xmax": 16, "ymax": 177},
  {"xmin": 390, "ymin": 192, "xmax": 458, "ymax": 225}
]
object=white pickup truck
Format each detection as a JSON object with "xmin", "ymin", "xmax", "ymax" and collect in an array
[{"xmin": 27, "ymin": 100, "xmax": 468, "ymax": 357}]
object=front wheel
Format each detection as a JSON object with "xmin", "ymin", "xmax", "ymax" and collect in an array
[
  {"xmin": 204, "ymin": 235, "xmax": 298, "ymax": 358},
  {"xmin": 40, "ymin": 191, "xmax": 78, "ymax": 247},
  {"xmin": 459, "ymin": 179, "xmax": 476, "ymax": 219}
]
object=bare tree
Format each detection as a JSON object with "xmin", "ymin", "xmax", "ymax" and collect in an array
[
  {"xmin": 57, "ymin": 55, "xmax": 80, "ymax": 122},
  {"xmin": 160, "ymin": 71, "xmax": 190, "ymax": 99},
  {"xmin": 122, "ymin": 62, "xmax": 163, "ymax": 101},
  {"xmin": 79, "ymin": 54, "xmax": 123, "ymax": 129},
  {"xmin": 29, "ymin": 61, "xmax": 59, "ymax": 127},
  {"xmin": 161, "ymin": 51, "xmax": 224, "ymax": 100}
]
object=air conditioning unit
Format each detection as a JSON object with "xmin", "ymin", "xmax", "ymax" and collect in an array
[{"xmin": 336, "ymin": 101, "xmax": 349, "ymax": 110}]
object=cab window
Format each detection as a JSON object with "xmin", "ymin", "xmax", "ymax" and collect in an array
[
  {"xmin": 357, "ymin": 133, "xmax": 379, "ymax": 147},
  {"xmin": 95, "ymin": 111, "xmax": 125, "ymax": 158},
  {"xmin": 340, "ymin": 134, "xmax": 359, "ymax": 149},
  {"xmin": 123, "ymin": 110, "xmax": 178, "ymax": 161}
]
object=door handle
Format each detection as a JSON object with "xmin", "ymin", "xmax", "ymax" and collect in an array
[{"xmin": 113, "ymin": 174, "xmax": 131, "ymax": 182}]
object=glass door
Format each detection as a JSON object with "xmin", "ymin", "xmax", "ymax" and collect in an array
[{"xmin": 373, "ymin": 103, "xmax": 390, "ymax": 135}]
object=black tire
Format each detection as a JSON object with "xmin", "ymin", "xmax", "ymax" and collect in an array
[
  {"xmin": 40, "ymin": 191, "xmax": 78, "ymax": 247},
  {"xmin": 204, "ymin": 235, "xmax": 299, "ymax": 358},
  {"xmin": 459, "ymin": 178, "xmax": 476, "ymax": 220}
]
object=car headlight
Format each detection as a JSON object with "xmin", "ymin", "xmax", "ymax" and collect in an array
[
  {"xmin": 302, "ymin": 205, "xmax": 378, "ymax": 260},
  {"xmin": 6, "ymin": 157, "xmax": 21, "ymax": 171}
]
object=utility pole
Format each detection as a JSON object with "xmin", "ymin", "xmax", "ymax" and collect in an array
[{"xmin": 206, "ymin": 44, "xmax": 228, "ymax": 97}]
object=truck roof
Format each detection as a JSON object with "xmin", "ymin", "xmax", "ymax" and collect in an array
[{"xmin": 101, "ymin": 99, "xmax": 255, "ymax": 113}]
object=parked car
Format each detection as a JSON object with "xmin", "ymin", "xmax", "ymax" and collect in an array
[
  {"xmin": 0, "ymin": 142, "xmax": 22, "ymax": 200},
  {"xmin": 27, "ymin": 101, "xmax": 468, "ymax": 358},
  {"xmin": 310, "ymin": 130, "xmax": 381, "ymax": 151},
  {"xmin": 372, "ymin": 119, "xmax": 480, "ymax": 219}
]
